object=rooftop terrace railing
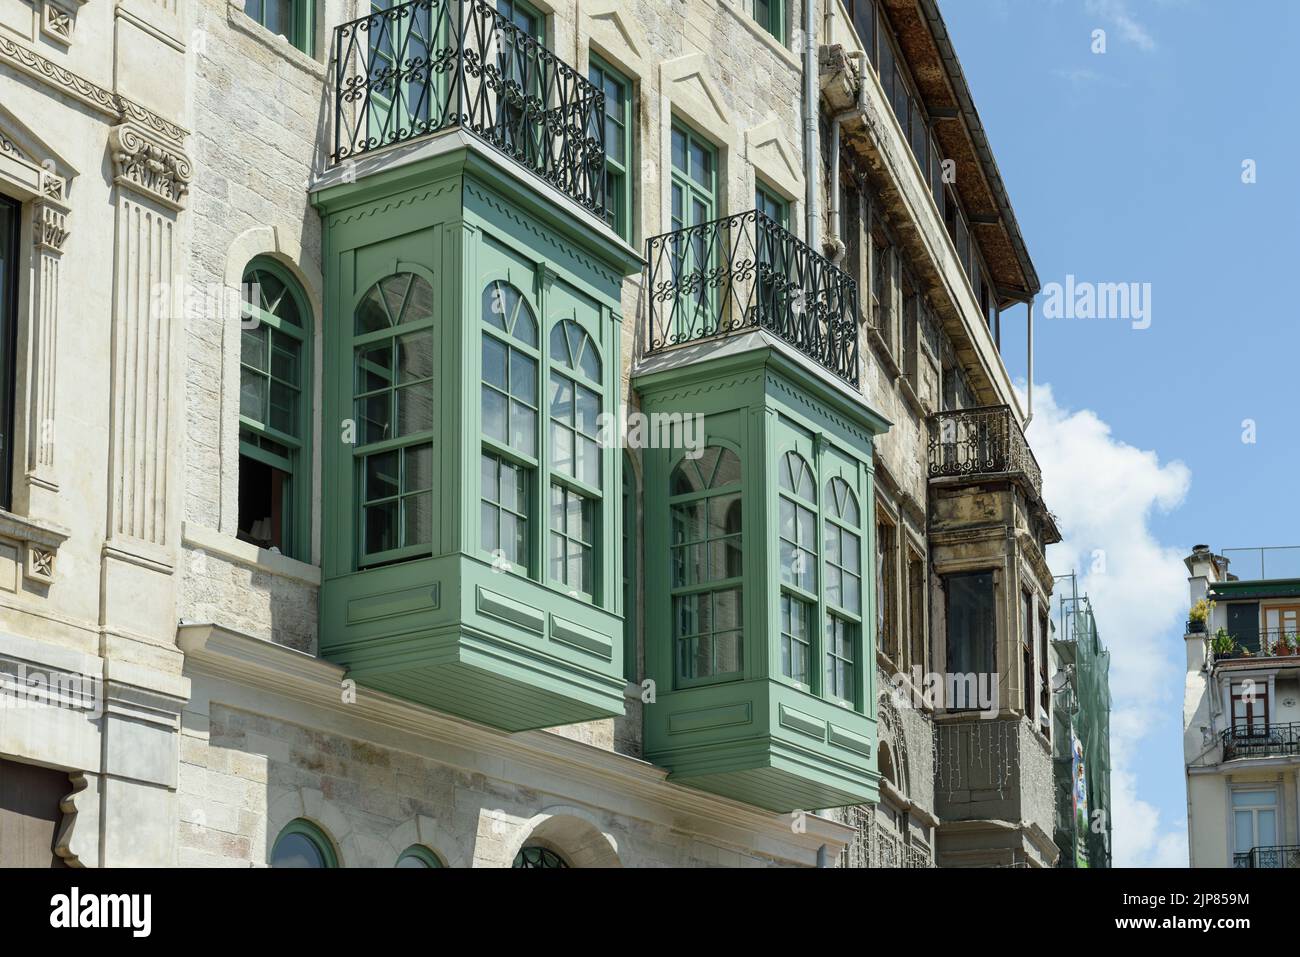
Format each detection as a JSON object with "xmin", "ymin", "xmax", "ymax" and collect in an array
[{"xmin": 1222, "ymin": 546, "xmax": 1300, "ymax": 582}]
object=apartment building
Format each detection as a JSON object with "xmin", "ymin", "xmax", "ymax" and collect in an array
[
  {"xmin": 0, "ymin": 0, "xmax": 1057, "ymax": 867},
  {"xmin": 1184, "ymin": 544, "xmax": 1300, "ymax": 868}
]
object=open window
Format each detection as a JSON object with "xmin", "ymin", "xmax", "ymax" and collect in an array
[{"xmin": 238, "ymin": 259, "xmax": 312, "ymax": 559}]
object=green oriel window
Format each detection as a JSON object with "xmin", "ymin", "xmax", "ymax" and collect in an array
[
  {"xmin": 239, "ymin": 259, "xmax": 312, "ymax": 560},
  {"xmin": 778, "ymin": 452, "xmax": 818, "ymax": 686},
  {"xmin": 244, "ymin": 0, "xmax": 314, "ymax": 54},
  {"xmin": 481, "ymin": 280, "xmax": 539, "ymax": 573},
  {"xmin": 548, "ymin": 319, "xmax": 602, "ymax": 599},
  {"xmin": 670, "ymin": 447, "xmax": 743, "ymax": 684},
  {"xmin": 352, "ymin": 273, "xmax": 436, "ymax": 567},
  {"xmin": 752, "ymin": 0, "xmax": 784, "ymax": 43},
  {"xmin": 589, "ymin": 55, "xmax": 633, "ymax": 241},
  {"xmin": 824, "ymin": 477, "xmax": 862, "ymax": 705}
]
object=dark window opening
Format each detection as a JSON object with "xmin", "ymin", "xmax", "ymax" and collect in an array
[
  {"xmin": 237, "ymin": 454, "xmax": 288, "ymax": 552},
  {"xmin": 944, "ymin": 570, "xmax": 996, "ymax": 706}
]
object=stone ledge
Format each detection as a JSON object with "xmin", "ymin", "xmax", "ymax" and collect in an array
[{"xmin": 183, "ymin": 522, "xmax": 321, "ymax": 587}]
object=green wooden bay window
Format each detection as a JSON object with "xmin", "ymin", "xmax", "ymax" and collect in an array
[
  {"xmin": 636, "ymin": 345, "xmax": 888, "ymax": 811},
  {"xmin": 315, "ymin": 147, "xmax": 635, "ymax": 733},
  {"xmin": 238, "ymin": 259, "xmax": 312, "ymax": 560}
]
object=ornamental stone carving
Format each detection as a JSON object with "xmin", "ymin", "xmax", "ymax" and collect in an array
[{"xmin": 108, "ymin": 123, "xmax": 192, "ymax": 210}]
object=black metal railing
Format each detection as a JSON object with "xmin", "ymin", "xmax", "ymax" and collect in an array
[
  {"xmin": 332, "ymin": 0, "xmax": 606, "ymax": 213},
  {"xmin": 643, "ymin": 210, "xmax": 860, "ymax": 386},
  {"xmin": 1221, "ymin": 721, "xmax": 1300, "ymax": 761},
  {"xmin": 1213, "ymin": 628, "xmax": 1300, "ymax": 661},
  {"xmin": 927, "ymin": 405, "xmax": 1043, "ymax": 500},
  {"xmin": 1234, "ymin": 845, "xmax": 1300, "ymax": 868}
]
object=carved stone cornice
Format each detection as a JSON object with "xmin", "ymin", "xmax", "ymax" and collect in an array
[
  {"xmin": 0, "ymin": 34, "xmax": 187, "ymax": 145},
  {"xmin": 108, "ymin": 123, "xmax": 191, "ymax": 211}
]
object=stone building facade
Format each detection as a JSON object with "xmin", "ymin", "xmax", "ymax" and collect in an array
[{"xmin": 0, "ymin": 0, "xmax": 1058, "ymax": 867}]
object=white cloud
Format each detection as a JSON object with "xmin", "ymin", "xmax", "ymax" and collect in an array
[
  {"xmin": 1022, "ymin": 383, "xmax": 1190, "ymax": 866},
  {"xmin": 1085, "ymin": 0, "xmax": 1157, "ymax": 51}
]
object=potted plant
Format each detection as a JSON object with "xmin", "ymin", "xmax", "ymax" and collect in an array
[
  {"xmin": 1188, "ymin": 599, "xmax": 1212, "ymax": 634},
  {"xmin": 1211, "ymin": 628, "xmax": 1237, "ymax": 658}
]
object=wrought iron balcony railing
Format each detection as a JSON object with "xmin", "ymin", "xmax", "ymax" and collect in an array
[
  {"xmin": 332, "ymin": 0, "xmax": 606, "ymax": 214},
  {"xmin": 643, "ymin": 210, "xmax": 860, "ymax": 386},
  {"xmin": 927, "ymin": 405, "xmax": 1043, "ymax": 500},
  {"xmin": 1221, "ymin": 721, "xmax": 1300, "ymax": 761},
  {"xmin": 1234, "ymin": 845, "xmax": 1300, "ymax": 868}
]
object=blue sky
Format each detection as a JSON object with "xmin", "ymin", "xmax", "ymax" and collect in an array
[{"xmin": 941, "ymin": 0, "xmax": 1300, "ymax": 866}]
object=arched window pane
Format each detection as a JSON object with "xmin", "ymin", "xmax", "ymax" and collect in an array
[
  {"xmin": 396, "ymin": 845, "xmax": 443, "ymax": 867},
  {"xmin": 271, "ymin": 820, "xmax": 335, "ymax": 868}
]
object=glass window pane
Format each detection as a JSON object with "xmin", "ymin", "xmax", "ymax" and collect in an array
[
  {"xmin": 483, "ymin": 335, "xmax": 508, "ymax": 389},
  {"xmin": 366, "ymin": 450, "xmax": 400, "ymax": 501},
  {"xmin": 510, "ymin": 350, "xmax": 537, "ymax": 400},
  {"xmin": 357, "ymin": 342, "xmax": 394, "ymax": 395},
  {"xmin": 510, "ymin": 402, "xmax": 536, "ymax": 456},
  {"xmin": 242, "ymin": 326, "xmax": 268, "ymax": 371},
  {"xmin": 405, "ymin": 444, "xmax": 433, "ymax": 492},
  {"xmin": 269, "ymin": 380, "xmax": 296, "ymax": 434},
  {"xmin": 397, "ymin": 382, "xmax": 434, "ymax": 435},
  {"xmin": 271, "ymin": 338, "xmax": 299, "ymax": 386},
  {"xmin": 397, "ymin": 330, "xmax": 433, "ymax": 381},
  {"xmin": 365, "ymin": 500, "xmax": 399, "ymax": 553},
  {"xmin": 482, "ymin": 387, "xmax": 507, "ymax": 443},
  {"xmin": 403, "ymin": 493, "xmax": 432, "ymax": 546},
  {"xmin": 240, "ymin": 368, "xmax": 267, "ymax": 421},
  {"xmin": 356, "ymin": 393, "xmax": 391, "ymax": 445}
]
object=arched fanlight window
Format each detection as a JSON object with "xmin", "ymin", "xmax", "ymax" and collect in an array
[
  {"xmin": 352, "ymin": 272, "xmax": 436, "ymax": 567},
  {"xmin": 547, "ymin": 318, "xmax": 602, "ymax": 598},
  {"xmin": 270, "ymin": 819, "xmax": 337, "ymax": 868},
  {"xmin": 777, "ymin": 452, "xmax": 817, "ymax": 686},
  {"xmin": 669, "ymin": 446, "xmax": 743, "ymax": 682},
  {"xmin": 480, "ymin": 280, "xmax": 539, "ymax": 573},
  {"xmin": 512, "ymin": 846, "xmax": 569, "ymax": 868},
  {"xmin": 239, "ymin": 258, "xmax": 312, "ymax": 560},
  {"xmin": 824, "ymin": 477, "xmax": 862, "ymax": 705},
  {"xmin": 395, "ymin": 845, "xmax": 444, "ymax": 868}
]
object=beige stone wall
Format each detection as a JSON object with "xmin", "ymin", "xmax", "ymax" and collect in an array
[{"xmin": 176, "ymin": 680, "xmax": 840, "ymax": 867}]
